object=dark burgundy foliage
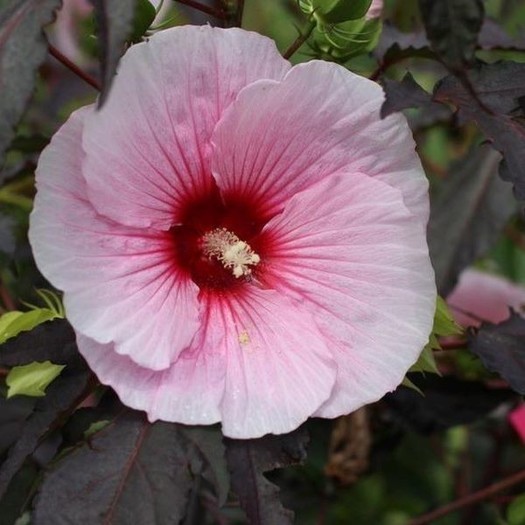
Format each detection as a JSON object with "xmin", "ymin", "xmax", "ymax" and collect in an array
[
  {"xmin": 225, "ymin": 427, "xmax": 309, "ymax": 525},
  {"xmin": 0, "ymin": 0, "xmax": 62, "ymax": 166},
  {"xmin": 428, "ymin": 146, "xmax": 516, "ymax": 296},
  {"xmin": 0, "ymin": 368, "xmax": 91, "ymax": 500},
  {"xmin": 418, "ymin": 0, "xmax": 485, "ymax": 69},
  {"xmin": 468, "ymin": 313, "xmax": 525, "ymax": 395},
  {"xmin": 33, "ymin": 411, "xmax": 227, "ymax": 525},
  {"xmin": 386, "ymin": 375, "xmax": 517, "ymax": 433},
  {"xmin": 91, "ymin": 0, "xmax": 137, "ymax": 106},
  {"xmin": 1, "ymin": 0, "xmax": 525, "ymax": 523},
  {"xmin": 381, "ymin": 72, "xmax": 451, "ymax": 126},
  {"xmin": 434, "ymin": 67, "xmax": 525, "ymax": 200},
  {"xmin": 0, "ymin": 319, "xmax": 77, "ymax": 367}
]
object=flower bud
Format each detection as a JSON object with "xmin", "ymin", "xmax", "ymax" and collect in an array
[{"xmin": 299, "ymin": 0, "xmax": 373, "ymax": 25}]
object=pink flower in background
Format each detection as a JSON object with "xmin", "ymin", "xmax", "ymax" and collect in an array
[
  {"xmin": 447, "ymin": 268, "xmax": 525, "ymax": 327},
  {"xmin": 29, "ymin": 26, "xmax": 435, "ymax": 438},
  {"xmin": 49, "ymin": 0, "xmax": 165, "ymax": 65},
  {"xmin": 366, "ymin": 0, "xmax": 383, "ymax": 19},
  {"xmin": 48, "ymin": 0, "xmax": 92, "ymax": 65}
]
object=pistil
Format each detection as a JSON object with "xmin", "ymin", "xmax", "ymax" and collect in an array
[{"xmin": 201, "ymin": 228, "xmax": 260, "ymax": 278}]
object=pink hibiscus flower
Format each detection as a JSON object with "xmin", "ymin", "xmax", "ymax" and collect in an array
[
  {"xmin": 366, "ymin": 0, "xmax": 383, "ymax": 19},
  {"xmin": 448, "ymin": 268, "xmax": 525, "ymax": 327},
  {"xmin": 29, "ymin": 26, "xmax": 435, "ymax": 438},
  {"xmin": 48, "ymin": 0, "xmax": 93, "ymax": 65}
]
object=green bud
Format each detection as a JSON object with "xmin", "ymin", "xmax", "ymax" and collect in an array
[
  {"xmin": 299, "ymin": 0, "xmax": 373, "ymax": 25},
  {"xmin": 130, "ymin": 0, "xmax": 157, "ymax": 43},
  {"xmin": 311, "ymin": 17, "xmax": 382, "ymax": 60},
  {"xmin": 315, "ymin": 0, "xmax": 373, "ymax": 24}
]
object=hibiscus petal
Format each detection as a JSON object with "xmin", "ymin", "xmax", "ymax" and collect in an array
[
  {"xmin": 211, "ymin": 60, "xmax": 427, "ymax": 220},
  {"xmin": 77, "ymin": 333, "xmax": 226, "ymax": 426},
  {"xmin": 216, "ymin": 288, "xmax": 337, "ymax": 438},
  {"xmin": 29, "ymin": 108, "xmax": 200, "ymax": 371},
  {"xmin": 81, "ymin": 25, "xmax": 290, "ymax": 229},
  {"xmin": 261, "ymin": 172, "xmax": 435, "ymax": 418},
  {"xmin": 78, "ymin": 288, "xmax": 337, "ymax": 438}
]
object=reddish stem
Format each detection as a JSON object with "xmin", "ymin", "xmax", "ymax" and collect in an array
[
  {"xmin": 0, "ymin": 284, "xmax": 16, "ymax": 311},
  {"xmin": 409, "ymin": 467, "xmax": 525, "ymax": 525},
  {"xmin": 505, "ymin": 224, "xmax": 525, "ymax": 252},
  {"xmin": 439, "ymin": 339, "xmax": 468, "ymax": 350},
  {"xmin": 283, "ymin": 21, "xmax": 316, "ymax": 60},
  {"xmin": 49, "ymin": 45, "xmax": 101, "ymax": 91}
]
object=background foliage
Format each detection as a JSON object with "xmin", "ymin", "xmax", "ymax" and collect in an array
[{"xmin": 1, "ymin": 0, "xmax": 525, "ymax": 523}]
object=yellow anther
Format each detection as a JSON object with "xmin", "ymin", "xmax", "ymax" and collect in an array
[{"xmin": 201, "ymin": 228, "xmax": 260, "ymax": 278}]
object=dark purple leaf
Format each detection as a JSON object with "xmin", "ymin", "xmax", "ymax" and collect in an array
[
  {"xmin": 428, "ymin": 146, "xmax": 516, "ymax": 296},
  {"xmin": 0, "ymin": 319, "xmax": 77, "ymax": 367},
  {"xmin": 381, "ymin": 73, "xmax": 451, "ymax": 126},
  {"xmin": 91, "ymin": 0, "xmax": 137, "ymax": 106},
  {"xmin": 419, "ymin": 0, "xmax": 485, "ymax": 69},
  {"xmin": 479, "ymin": 18, "xmax": 525, "ymax": 50},
  {"xmin": 386, "ymin": 375, "xmax": 516, "ymax": 433},
  {"xmin": 225, "ymin": 427, "xmax": 309, "ymax": 525},
  {"xmin": 435, "ymin": 69, "xmax": 525, "ymax": 199},
  {"xmin": 0, "ymin": 396, "xmax": 35, "ymax": 456},
  {"xmin": 0, "ymin": 464, "xmax": 39, "ymax": 525},
  {"xmin": 0, "ymin": 369, "xmax": 91, "ymax": 500},
  {"xmin": 33, "ymin": 413, "xmax": 228, "ymax": 525},
  {"xmin": 0, "ymin": 0, "xmax": 61, "ymax": 166},
  {"xmin": 181, "ymin": 426, "xmax": 229, "ymax": 507},
  {"xmin": 436, "ymin": 61, "xmax": 525, "ymax": 115},
  {"xmin": 381, "ymin": 73, "xmax": 434, "ymax": 116},
  {"xmin": 375, "ymin": 23, "xmax": 429, "ymax": 58},
  {"xmin": 0, "ymin": 213, "xmax": 16, "ymax": 260},
  {"xmin": 468, "ymin": 312, "xmax": 525, "ymax": 395}
]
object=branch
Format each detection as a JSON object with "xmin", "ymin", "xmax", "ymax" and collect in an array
[
  {"xmin": 49, "ymin": 45, "xmax": 101, "ymax": 91},
  {"xmin": 438, "ymin": 338, "xmax": 467, "ymax": 351},
  {"xmin": 409, "ymin": 467, "xmax": 525, "ymax": 525},
  {"xmin": 0, "ymin": 282, "xmax": 16, "ymax": 311},
  {"xmin": 283, "ymin": 21, "xmax": 316, "ymax": 60}
]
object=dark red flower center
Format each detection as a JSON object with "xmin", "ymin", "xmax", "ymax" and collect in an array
[{"xmin": 171, "ymin": 187, "xmax": 269, "ymax": 292}]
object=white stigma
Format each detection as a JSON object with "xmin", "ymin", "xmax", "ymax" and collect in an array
[{"xmin": 201, "ymin": 228, "xmax": 260, "ymax": 278}]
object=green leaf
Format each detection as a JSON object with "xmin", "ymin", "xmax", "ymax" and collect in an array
[
  {"xmin": 407, "ymin": 297, "xmax": 463, "ymax": 382},
  {"xmin": 419, "ymin": 0, "xmax": 485, "ymax": 69},
  {"xmin": 130, "ymin": 0, "xmax": 156, "ymax": 42},
  {"xmin": 0, "ymin": 308, "xmax": 59, "ymax": 345},
  {"xmin": 311, "ymin": 17, "xmax": 382, "ymax": 60},
  {"xmin": 402, "ymin": 376, "xmax": 423, "ymax": 394},
  {"xmin": 6, "ymin": 361, "xmax": 65, "ymax": 398},
  {"xmin": 434, "ymin": 296, "xmax": 463, "ymax": 338},
  {"xmin": 410, "ymin": 346, "xmax": 440, "ymax": 376},
  {"xmin": 0, "ymin": 0, "xmax": 61, "ymax": 166},
  {"xmin": 507, "ymin": 493, "xmax": 525, "ymax": 525},
  {"xmin": 84, "ymin": 420, "xmax": 110, "ymax": 438},
  {"xmin": 92, "ymin": 0, "xmax": 137, "ymax": 106}
]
